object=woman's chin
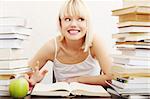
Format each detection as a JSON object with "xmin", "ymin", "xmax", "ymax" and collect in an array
[{"xmin": 67, "ymin": 36, "xmax": 84, "ymax": 41}]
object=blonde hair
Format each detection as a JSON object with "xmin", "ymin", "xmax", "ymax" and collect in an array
[{"xmin": 57, "ymin": 0, "xmax": 93, "ymax": 52}]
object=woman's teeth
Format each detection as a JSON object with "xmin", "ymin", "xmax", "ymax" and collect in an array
[{"xmin": 68, "ymin": 30, "xmax": 80, "ymax": 35}]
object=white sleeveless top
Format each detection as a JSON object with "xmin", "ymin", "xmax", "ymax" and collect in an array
[{"xmin": 53, "ymin": 39, "xmax": 101, "ymax": 82}]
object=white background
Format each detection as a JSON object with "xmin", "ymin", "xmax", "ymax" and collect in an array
[{"xmin": 0, "ymin": 0, "xmax": 122, "ymax": 83}]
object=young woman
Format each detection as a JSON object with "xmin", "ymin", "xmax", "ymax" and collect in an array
[{"xmin": 26, "ymin": 0, "xmax": 112, "ymax": 86}]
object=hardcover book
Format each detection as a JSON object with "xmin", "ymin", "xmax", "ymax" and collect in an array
[
  {"xmin": 119, "ymin": 13, "xmax": 150, "ymax": 22},
  {"xmin": 31, "ymin": 82, "xmax": 111, "ymax": 97},
  {"xmin": 112, "ymin": 6, "xmax": 150, "ymax": 16}
]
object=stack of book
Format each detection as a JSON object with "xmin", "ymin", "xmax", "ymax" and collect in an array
[
  {"xmin": 0, "ymin": 17, "xmax": 32, "ymax": 96},
  {"xmin": 107, "ymin": 0, "xmax": 150, "ymax": 97}
]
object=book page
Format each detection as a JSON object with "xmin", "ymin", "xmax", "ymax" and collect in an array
[
  {"xmin": 70, "ymin": 82, "xmax": 106, "ymax": 93},
  {"xmin": 31, "ymin": 82, "xmax": 71, "ymax": 96},
  {"xmin": 33, "ymin": 82, "xmax": 70, "ymax": 92},
  {"xmin": 69, "ymin": 82, "xmax": 110, "ymax": 96}
]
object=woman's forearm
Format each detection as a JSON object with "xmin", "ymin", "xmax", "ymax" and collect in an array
[{"xmin": 78, "ymin": 74, "xmax": 112, "ymax": 86}]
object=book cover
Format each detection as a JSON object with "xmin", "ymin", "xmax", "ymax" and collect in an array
[
  {"xmin": 119, "ymin": 13, "xmax": 150, "ymax": 22},
  {"xmin": 115, "ymin": 44, "xmax": 150, "ymax": 49},
  {"xmin": 116, "ymin": 42, "xmax": 150, "ymax": 46},
  {"xmin": 112, "ymin": 32, "xmax": 150, "ymax": 39},
  {"xmin": 115, "ymin": 36, "xmax": 150, "ymax": 42},
  {"xmin": 112, "ymin": 54, "xmax": 150, "ymax": 61},
  {"xmin": 0, "ymin": 67, "xmax": 32, "ymax": 75},
  {"xmin": 106, "ymin": 81, "xmax": 150, "ymax": 95},
  {"xmin": 0, "ymin": 85, "xmax": 9, "ymax": 91},
  {"xmin": 0, "ymin": 79, "xmax": 13, "ymax": 86},
  {"xmin": 144, "ymin": 39, "xmax": 150, "ymax": 42},
  {"xmin": 112, "ymin": 55, "xmax": 150, "ymax": 66},
  {"xmin": 0, "ymin": 33, "xmax": 29, "ymax": 40},
  {"xmin": 0, "ymin": 26, "xmax": 31, "ymax": 35},
  {"xmin": 119, "ymin": 26, "xmax": 150, "ymax": 33},
  {"xmin": 0, "ymin": 91, "xmax": 9, "ymax": 96},
  {"xmin": 111, "ymin": 63, "xmax": 150, "ymax": 74},
  {"xmin": 0, "ymin": 58, "xmax": 28, "ymax": 69},
  {"xmin": 117, "ymin": 21, "xmax": 150, "ymax": 27},
  {"xmin": 112, "ymin": 79, "xmax": 149, "ymax": 89},
  {"xmin": 112, "ymin": 6, "xmax": 150, "ymax": 16},
  {"xmin": 115, "ymin": 77, "xmax": 150, "ymax": 84},
  {"xmin": 31, "ymin": 82, "xmax": 111, "ymax": 97},
  {"xmin": 0, "ymin": 38, "xmax": 26, "ymax": 48},
  {"xmin": 117, "ymin": 48, "xmax": 150, "ymax": 57},
  {"xmin": 0, "ymin": 48, "xmax": 27, "ymax": 60}
]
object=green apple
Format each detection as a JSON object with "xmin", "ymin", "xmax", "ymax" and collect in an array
[{"xmin": 9, "ymin": 78, "xmax": 29, "ymax": 98}]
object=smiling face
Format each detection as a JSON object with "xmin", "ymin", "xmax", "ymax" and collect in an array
[
  {"xmin": 61, "ymin": 15, "xmax": 87, "ymax": 40},
  {"xmin": 58, "ymin": 0, "xmax": 93, "ymax": 52}
]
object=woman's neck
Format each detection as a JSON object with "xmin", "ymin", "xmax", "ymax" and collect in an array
[{"xmin": 63, "ymin": 38, "xmax": 84, "ymax": 51}]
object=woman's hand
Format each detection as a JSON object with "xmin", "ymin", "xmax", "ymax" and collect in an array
[{"xmin": 25, "ymin": 61, "xmax": 48, "ymax": 85}]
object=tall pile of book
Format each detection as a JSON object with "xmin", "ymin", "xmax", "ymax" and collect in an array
[
  {"xmin": 0, "ymin": 17, "xmax": 32, "ymax": 96},
  {"xmin": 107, "ymin": 0, "xmax": 150, "ymax": 97}
]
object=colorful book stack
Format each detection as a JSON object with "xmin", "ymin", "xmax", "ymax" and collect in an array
[
  {"xmin": 0, "ymin": 17, "xmax": 32, "ymax": 96},
  {"xmin": 107, "ymin": 0, "xmax": 150, "ymax": 97}
]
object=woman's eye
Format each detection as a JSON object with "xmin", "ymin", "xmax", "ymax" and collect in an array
[
  {"xmin": 65, "ymin": 18, "xmax": 71, "ymax": 22},
  {"xmin": 78, "ymin": 18, "xmax": 84, "ymax": 22}
]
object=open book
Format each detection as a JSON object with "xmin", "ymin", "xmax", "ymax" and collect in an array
[{"xmin": 31, "ymin": 82, "xmax": 110, "ymax": 97}]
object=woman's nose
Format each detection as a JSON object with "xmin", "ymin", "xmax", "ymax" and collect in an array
[{"xmin": 70, "ymin": 20, "xmax": 77, "ymax": 27}]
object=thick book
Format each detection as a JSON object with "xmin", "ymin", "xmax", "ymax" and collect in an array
[
  {"xmin": 112, "ymin": 32, "xmax": 150, "ymax": 39},
  {"xmin": 117, "ymin": 48, "xmax": 150, "ymax": 57},
  {"xmin": 0, "ymin": 75, "xmax": 15, "ymax": 80},
  {"xmin": 112, "ymin": 79, "xmax": 149, "ymax": 89},
  {"xmin": 144, "ymin": 39, "xmax": 150, "ymax": 42},
  {"xmin": 117, "ymin": 21, "xmax": 150, "ymax": 27},
  {"xmin": 112, "ymin": 6, "xmax": 150, "ymax": 16},
  {"xmin": 0, "ymin": 79, "xmax": 13, "ymax": 86},
  {"xmin": 0, "ymin": 33, "xmax": 29, "ymax": 40},
  {"xmin": 0, "ymin": 58, "xmax": 28, "ymax": 69},
  {"xmin": 112, "ymin": 54, "xmax": 150, "ymax": 61},
  {"xmin": 0, "ymin": 38, "xmax": 26, "ymax": 48},
  {"xmin": 106, "ymin": 81, "xmax": 150, "ymax": 95},
  {"xmin": 0, "ymin": 85, "xmax": 9, "ymax": 91},
  {"xmin": 111, "ymin": 63, "xmax": 150, "ymax": 74},
  {"xmin": 113, "ymin": 32, "xmax": 150, "ymax": 42},
  {"xmin": 0, "ymin": 48, "xmax": 27, "ymax": 60},
  {"xmin": 0, "ymin": 17, "xmax": 26, "ymax": 26},
  {"xmin": 31, "ymin": 82, "xmax": 111, "ymax": 97},
  {"xmin": 112, "ymin": 54, "xmax": 150, "ymax": 66},
  {"xmin": 115, "ymin": 77, "xmax": 150, "ymax": 84},
  {"xmin": 119, "ymin": 13, "xmax": 150, "ymax": 22},
  {"xmin": 114, "ymin": 73, "xmax": 150, "ymax": 79},
  {"xmin": 0, "ymin": 67, "xmax": 32, "ymax": 75},
  {"xmin": 119, "ymin": 26, "xmax": 150, "ymax": 33},
  {"xmin": 116, "ymin": 42, "xmax": 150, "ymax": 46},
  {"xmin": 0, "ymin": 26, "xmax": 31, "ymax": 35},
  {"xmin": 0, "ymin": 91, "xmax": 9, "ymax": 96},
  {"xmin": 115, "ymin": 44, "xmax": 150, "ymax": 49},
  {"xmin": 115, "ymin": 36, "xmax": 150, "ymax": 42}
]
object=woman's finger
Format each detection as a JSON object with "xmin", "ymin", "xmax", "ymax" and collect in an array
[
  {"xmin": 41, "ymin": 69, "xmax": 48, "ymax": 75},
  {"xmin": 34, "ymin": 66, "xmax": 39, "ymax": 73},
  {"xmin": 32, "ymin": 60, "xmax": 40, "ymax": 72}
]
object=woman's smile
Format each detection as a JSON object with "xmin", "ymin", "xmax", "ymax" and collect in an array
[{"xmin": 67, "ymin": 29, "xmax": 80, "ymax": 35}]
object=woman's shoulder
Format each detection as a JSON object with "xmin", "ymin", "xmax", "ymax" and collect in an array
[
  {"xmin": 40, "ymin": 36, "xmax": 61, "ymax": 61},
  {"xmin": 46, "ymin": 35, "xmax": 61, "ymax": 45}
]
